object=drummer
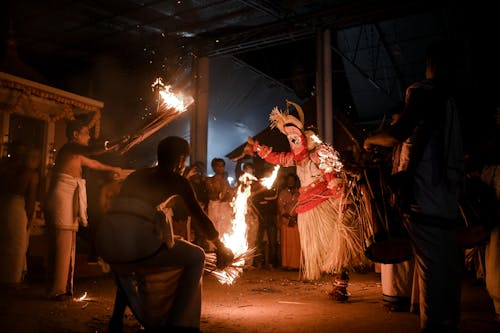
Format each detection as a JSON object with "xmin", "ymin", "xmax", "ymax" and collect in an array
[
  {"xmin": 105, "ymin": 136, "xmax": 234, "ymax": 333},
  {"xmin": 363, "ymin": 39, "xmax": 464, "ymax": 332}
]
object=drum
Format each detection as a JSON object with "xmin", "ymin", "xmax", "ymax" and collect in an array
[
  {"xmin": 362, "ymin": 167, "xmax": 414, "ymax": 264},
  {"xmin": 456, "ymin": 175, "xmax": 496, "ymax": 249},
  {"xmin": 96, "ymin": 196, "xmax": 181, "ymax": 264}
]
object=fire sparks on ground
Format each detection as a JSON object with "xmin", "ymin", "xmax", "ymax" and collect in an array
[{"xmin": 74, "ymin": 292, "xmax": 88, "ymax": 302}]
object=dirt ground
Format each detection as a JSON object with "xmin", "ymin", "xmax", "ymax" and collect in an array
[{"xmin": 0, "ymin": 263, "xmax": 498, "ymax": 333}]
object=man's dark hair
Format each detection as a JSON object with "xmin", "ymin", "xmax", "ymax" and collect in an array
[
  {"xmin": 426, "ymin": 39, "xmax": 457, "ymax": 90},
  {"xmin": 211, "ymin": 157, "xmax": 225, "ymax": 169},
  {"xmin": 65, "ymin": 119, "xmax": 88, "ymax": 140},
  {"xmin": 157, "ymin": 136, "xmax": 190, "ymax": 170},
  {"xmin": 243, "ymin": 162, "xmax": 254, "ymax": 170}
]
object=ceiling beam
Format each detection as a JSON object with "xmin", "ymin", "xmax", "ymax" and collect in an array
[{"xmin": 202, "ymin": 0, "xmax": 439, "ymax": 56}]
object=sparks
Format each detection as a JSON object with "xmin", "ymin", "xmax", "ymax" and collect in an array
[{"xmin": 151, "ymin": 77, "xmax": 193, "ymax": 112}]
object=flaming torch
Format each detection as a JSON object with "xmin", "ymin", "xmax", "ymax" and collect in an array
[
  {"xmin": 260, "ymin": 165, "xmax": 280, "ymax": 189},
  {"xmin": 118, "ymin": 78, "xmax": 193, "ymax": 154},
  {"xmin": 205, "ymin": 171, "xmax": 263, "ymax": 284}
]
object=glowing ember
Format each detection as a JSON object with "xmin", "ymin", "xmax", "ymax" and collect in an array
[
  {"xmin": 76, "ymin": 292, "xmax": 88, "ymax": 301},
  {"xmin": 260, "ymin": 165, "xmax": 280, "ymax": 189},
  {"xmin": 214, "ymin": 172, "xmax": 257, "ymax": 285},
  {"xmin": 151, "ymin": 77, "xmax": 193, "ymax": 112}
]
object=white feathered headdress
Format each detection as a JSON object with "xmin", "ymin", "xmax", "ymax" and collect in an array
[{"xmin": 269, "ymin": 100, "xmax": 305, "ymax": 135}]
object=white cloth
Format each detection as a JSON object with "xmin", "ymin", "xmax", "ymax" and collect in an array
[
  {"xmin": 208, "ymin": 200, "xmax": 233, "ymax": 238},
  {"xmin": 47, "ymin": 228, "xmax": 76, "ymax": 297},
  {"xmin": 0, "ymin": 194, "xmax": 29, "ymax": 284},
  {"xmin": 46, "ymin": 173, "xmax": 88, "ymax": 230},
  {"xmin": 381, "ymin": 260, "xmax": 414, "ymax": 302}
]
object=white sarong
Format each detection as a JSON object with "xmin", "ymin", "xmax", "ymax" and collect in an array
[
  {"xmin": 0, "ymin": 194, "xmax": 29, "ymax": 284},
  {"xmin": 208, "ymin": 200, "xmax": 233, "ymax": 238},
  {"xmin": 46, "ymin": 173, "xmax": 88, "ymax": 230},
  {"xmin": 45, "ymin": 173, "xmax": 87, "ymax": 297}
]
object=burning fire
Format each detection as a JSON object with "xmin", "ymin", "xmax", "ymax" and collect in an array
[
  {"xmin": 151, "ymin": 77, "xmax": 193, "ymax": 112},
  {"xmin": 118, "ymin": 78, "xmax": 193, "ymax": 155},
  {"xmin": 212, "ymin": 168, "xmax": 280, "ymax": 285},
  {"xmin": 212, "ymin": 172, "xmax": 256, "ymax": 285},
  {"xmin": 260, "ymin": 165, "xmax": 280, "ymax": 189}
]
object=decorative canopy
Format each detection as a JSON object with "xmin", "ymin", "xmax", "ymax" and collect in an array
[{"xmin": 0, "ymin": 71, "xmax": 103, "ymax": 137}]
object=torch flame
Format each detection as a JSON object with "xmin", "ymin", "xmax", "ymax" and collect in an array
[
  {"xmin": 152, "ymin": 77, "xmax": 193, "ymax": 112},
  {"xmin": 260, "ymin": 165, "xmax": 280, "ymax": 189}
]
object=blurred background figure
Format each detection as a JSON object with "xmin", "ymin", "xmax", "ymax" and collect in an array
[
  {"xmin": 185, "ymin": 161, "xmax": 209, "ymax": 212},
  {"xmin": 184, "ymin": 160, "xmax": 210, "ymax": 250},
  {"xmin": 277, "ymin": 173, "xmax": 301, "ymax": 270},
  {"xmin": 206, "ymin": 158, "xmax": 234, "ymax": 238},
  {"xmin": 0, "ymin": 143, "xmax": 41, "ymax": 286},
  {"xmin": 237, "ymin": 162, "xmax": 260, "ymax": 267},
  {"xmin": 252, "ymin": 166, "xmax": 279, "ymax": 269}
]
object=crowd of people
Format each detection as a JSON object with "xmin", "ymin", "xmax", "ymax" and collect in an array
[
  {"xmin": 185, "ymin": 156, "xmax": 302, "ymax": 272},
  {"xmin": 0, "ymin": 38, "xmax": 498, "ymax": 333}
]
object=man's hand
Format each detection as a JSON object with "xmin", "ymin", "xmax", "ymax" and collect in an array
[
  {"xmin": 287, "ymin": 215, "xmax": 297, "ymax": 227},
  {"xmin": 212, "ymin": 239, "xmax": 234, "ymax": 269},
  {"xmin": 363, "ymin": 132, "xmax": 399, "ymax": 150},
  {"xmin": 363, "ymin": 137, "xmax": 374, "ymax": 151}
]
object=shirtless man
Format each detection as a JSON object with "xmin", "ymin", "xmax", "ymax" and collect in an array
[
  {"xmin": 44, "ymin": 119, "xmax": 124, "ymax": 301},
  {"xmin": 205, "ymin": 158, "xmax": 234, "ymax": 237}
]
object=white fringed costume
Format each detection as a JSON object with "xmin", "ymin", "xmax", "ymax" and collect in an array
[{"xmin": 250, "ymin": 102, "xmax": 366, "ymax": 280}]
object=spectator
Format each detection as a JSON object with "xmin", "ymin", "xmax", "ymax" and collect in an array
[{"xmin": 364, "ymin": 39, "xmax": 465, "ymax": 332}]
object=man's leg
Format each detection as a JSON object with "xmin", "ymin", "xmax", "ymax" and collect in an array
[
  {"xmin": 47, "ymin": 228, "xmax": 74, "ymax": 299},
  {"xmin": 144, "ymin": 239, "xmax": 205, "ymax": 329},
  {"xmin": 406, "ymin": 215, "xmax": 462, "ymax": 332},
  {"xmin": 107, "ymin": 285, "xmax": 128, "ymax": 333},
  {"xmin": 267, "ymin": 221, "xmax": 278, "ymax": 268}
]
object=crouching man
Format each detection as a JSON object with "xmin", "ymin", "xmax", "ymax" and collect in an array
[{"xmin": 97, "ymin": 136, "xmax": 233, "ymax": 333}]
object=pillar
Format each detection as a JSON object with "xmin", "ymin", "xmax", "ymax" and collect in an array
[
  {"xmin": 315, "ymin": 27, "xmax": 333, "ymax": 144},
  {"xmin": 190, "ymin": 56, "xmax": 210, "ymax": 171}
]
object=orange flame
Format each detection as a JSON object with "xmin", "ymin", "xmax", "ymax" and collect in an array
[
  {"xmin": 152, "ymin": 78, "xmax": 193, "ymax": 112},
  {"xmin": 260, "ymin": 165, "xmax": 280, "ymax": 189},
  {"xmin": 215, "ymin": 172, "xmax": 256, "ymax": 284}
]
